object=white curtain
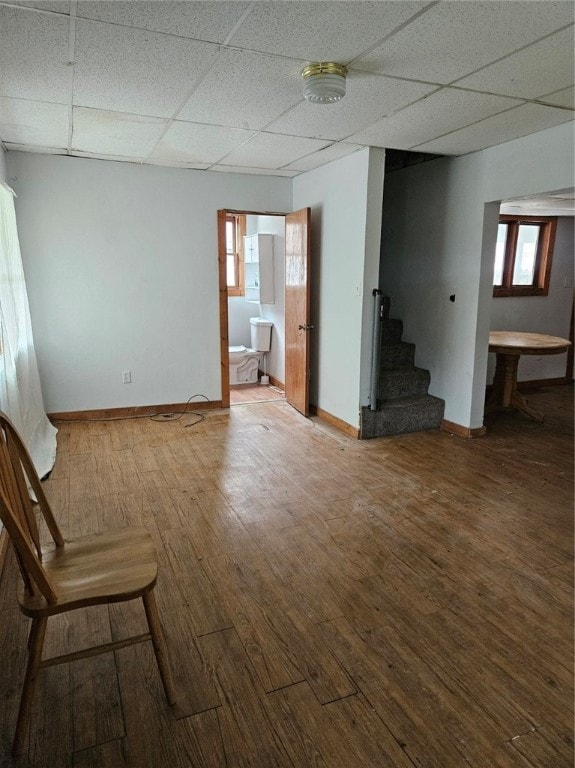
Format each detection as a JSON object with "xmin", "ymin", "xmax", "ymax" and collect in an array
[{"xmin": 0, "ymin": 183, "xmax": 57, "ymax": 478}]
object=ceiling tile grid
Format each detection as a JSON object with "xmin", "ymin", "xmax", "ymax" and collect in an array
[
  {"xmin": 0, "ymin": 95, "xmax": 68, "ymax": 147},
  {"xmin": 149, "ymin": 120, "xmax": 256, "ymax": 165},
  {"xmin": 541, "ymin": 87, "xmax": 575, "ymax": 110},
  {"xmin": 0, "ymin": 6, "xmax": 71, "ymax": 103},
  {"xmin": 413, "ymin": 103, "xmax": 575, "ymax": 155},
  {"xmin": 346, "ymin": 88, "xmax": 523, "ymax": 150},
  {"xmin": 145, "ymin": 157, "xmax": 210, "ymax": 170},
  {"xmin": 265, "ymin": 73, "xmax": 436, "ymax": 141},
  {"xmin": 226, "ymin": 1, "xmax": 431, "ymax": 63},
  {"xmin": 283, "ymin": 142, "xmax": 363, "ymax": 172},
  {"xmin": 71, "ymin": 107, "xmax": 167, "ymax": 156},
  {"xmin": 3, "ymin": 141, "xmax": 64, "ymax": 154},
  {"xmin": 8, "ymin": 0, "xmax": 70, "ymax": 14},
  {"xmin": 220, "ymin": 132, "xmax": 332, "ymax": 169},
  {"xmin": 73, "ymin": 18, "xmax": 220, "ymax": 118},
  {"xmin": 177, "ymin": 49, "xmax": 305, "ymax": 131},
  {"xmin": 0, "ymin": 0, "xmax": 573, "ymax": 174},
  {"xmin": 353, "ymin": 1, "xmax": 575, "ymax": 84},
  {"xmin": 210, "ymin": 164, "xmax": 299, "ymax": 177},
  {"xmin": 75, "ymin": 1, "xmax": 251, "ymax": 43},
  {"xmin": 73, "ymin": 149, "xmax": 169, "ymax": 165},
  {"xmin": 455, "ymin": 25, "xmax": 575, "ymax": 100}
]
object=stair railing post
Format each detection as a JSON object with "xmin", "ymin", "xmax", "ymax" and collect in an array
[{"xmin": 370, "ymin": 289, "xmax": 384, "ymax": 412}]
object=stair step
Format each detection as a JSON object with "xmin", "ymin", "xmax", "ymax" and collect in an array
[
  {"xmin": 380, "ymin": 342, "xmax": 415, "ymax": 370},
  {"xmin": 360, "ymin": 395, "xmax": 445, "ymax": 439},
  {"xmin": 381, "ymin": 319, "xmax": 403, "ymax": 344},
  {"xmin": 378, "ymin": 367, "xmax": 430, "ymax": 400}
]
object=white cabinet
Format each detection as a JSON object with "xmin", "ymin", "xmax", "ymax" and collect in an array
[{"xmin": 243, "ymin": 234, "xmax": 274, "ymax": 304}]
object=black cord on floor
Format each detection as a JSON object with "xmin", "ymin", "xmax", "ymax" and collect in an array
[
  {"xmin": 53, "ymin": 394, "xmax": 211, "ymax": 428},
  {"xmin": 150, "ymin": 394, "xmax": 210, "ymax": 428}
]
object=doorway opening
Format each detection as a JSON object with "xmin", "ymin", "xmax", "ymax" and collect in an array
[
  {"xmin": 217, "ymin": 208, "xmax": 311, "ymax": 414},
  {"xmin": 485, "ymin": 189, "xmax": 574, "ymax": 397},
  {"xmin": 226, "ymin": 212, "xmax": 285, "ymax": 407}
]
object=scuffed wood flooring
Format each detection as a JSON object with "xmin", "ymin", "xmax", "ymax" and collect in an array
[{"xmin": 0, "ymin": 385, "xmax": 573, "ymax": 767}]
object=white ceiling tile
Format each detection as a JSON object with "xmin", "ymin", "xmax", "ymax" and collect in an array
[
  {"xmin": 347, "ymin": 88, "xmax": 520, "ymax": 149},
  {"xmin": 2, "ymin": 1, "xmax": 573, "ymax": 167},
  {"xmin": 549, "ymin": 190, "xmax": 575, "ymax": 199},
  {"xmin": 0, "ymin": 6, "xmax": 70, "ymax": 103},
  {"xmin": 70, "ymin": 149, "xmax": 146, "ymax": 164},
  {"xmin": 456, "ymin": 26, "xmax": 575, "ymax": 99},
  {"xmin": 178, "ymin": 49, "xmax": 304, "ymax": 130},
  {"xmin": 150, "ymin": 121, "xmax": 254, "ymax": 165},
  {"xmin": 540, "ymin": 86, "xmax": 575, "ymax": 110},
  {"xmin": 72, "ymin": 107, "xmax": 167, "ymax": 156},
  {"xmin": 228, "ymin": 1, "xmax": 430, "ymax": 62},
  {"xmin": 0, "ymin": 96, "xmax": 68, "ymax": 147},
  {"xmin": 74, "ymin": 19, "xmax": 219, "ymax": 117},
  {"xmin": 210, "ymin": 165, "xmax": 299, "ymax": 177},
  {"xmin": 501, "ymin": 193, "xmax": 575, "ymax": 216},
  {"xmin": 413, "ymin": 105, "xmax": 574, "ymax": 155},
  {"xmin": 76, "ymin": 1, "xmax": 249, "ymax": 43},
  {"xmin": 4, "ymin": 142, "xmax": 65, "ymax": 154},
  {"xmin": 283, "ymin": 143, "xmax": 363, "ymax": 172},
  {"xmin": 220, "ymin": 132, "xmax": 331, "ymax": 169},
  {"xmin": 8, "ymin": 1, "xmax": 70, "ymax": 13},
  {"xmin": 267, "ymin": 73, "xmax": 435, "ymax": 141},
  {"xmin": 146, "ymin": 158, "xmax": 210, "ymax": 169},
  {"xmin": 355, "ymin": 1, "xmax": 575, "ymax": 84}
]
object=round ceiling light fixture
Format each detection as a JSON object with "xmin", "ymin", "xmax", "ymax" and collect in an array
[{"xmin": 301, "ymin": 62, "xmax": 348, "ymax": 104}]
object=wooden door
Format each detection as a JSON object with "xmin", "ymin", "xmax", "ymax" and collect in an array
[
  {"xmin": 217, "ymin": 210, "xmax": 230, "ymax": 408},
  {"xmin": 567, "ymin": 298, "xmax": 574, "ymax": 380},
  {"xmin": 284, "ymin": 208, "xmax": 311, "ymax": 416}
]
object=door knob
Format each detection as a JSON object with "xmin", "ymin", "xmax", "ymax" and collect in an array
[{"xmin": 298, "ymin": 324, "xmax": 315, "ymax": 331}]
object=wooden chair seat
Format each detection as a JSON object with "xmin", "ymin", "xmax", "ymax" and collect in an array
[
  {"xmin": 18, "ymin": 527, "xmax": 157, "ymax": 617},
  {"xmin": 0, "ymin": 411, "xmax": 176, "ymax": 756}
]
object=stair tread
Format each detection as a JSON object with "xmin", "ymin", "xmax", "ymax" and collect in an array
[
  {"xmin": 360, "ymin": 395, "xmax": 445, "ymax": 438},
  {"xmin": 378, "ymin": 393, "xmax": 444, "ymax": 408},
  {"xmin": 380, "ymin": 366, "xmax": 428, "ymax": 375}
]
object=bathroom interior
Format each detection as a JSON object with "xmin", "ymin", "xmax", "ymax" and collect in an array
[{"xmin": 227, "ymin": 214, "xmax": 286, "ymax": 405}]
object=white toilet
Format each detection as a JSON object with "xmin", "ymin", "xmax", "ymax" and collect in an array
[{"xmin": 229, "ymin": 317, "xmax": 273, "ymax": 385}]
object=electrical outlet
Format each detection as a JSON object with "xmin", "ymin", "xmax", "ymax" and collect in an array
[
  {"xmin": 122, "ymin": 370, "xmax": 132, "ymax": 384},
  {"xmin": 563, "ymin": 276, "xmax": 573, "ymax": 288}
]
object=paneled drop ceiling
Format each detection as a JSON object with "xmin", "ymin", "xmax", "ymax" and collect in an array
[
  {"xmin": 0, "ymin": 0, "xmax": 573, "ymax": 176},
  {"xmin": 500, "ymin": 189, "xmax": 575, "ymax": 216}
]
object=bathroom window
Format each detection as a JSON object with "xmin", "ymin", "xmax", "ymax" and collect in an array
[
  {"xmin": 493, "ymin": 215, "xmax": 556, "ymax": 297},
  {"xmin": 226, "ymin": 214, "xmax": 245, "ymax": 297}
]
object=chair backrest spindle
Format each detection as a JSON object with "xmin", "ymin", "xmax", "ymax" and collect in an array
[
  {"xmin": 6, "ymin": 432, "xmax": 42, "ymax": 554},
  {"xmin": 0, "ymin": 413, "xmax": 60, "ymax": 603}
]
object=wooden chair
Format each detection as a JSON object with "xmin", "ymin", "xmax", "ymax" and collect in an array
[{"xmin": 0, "ymin": 411, "xmax": 176, "ymax": 755}]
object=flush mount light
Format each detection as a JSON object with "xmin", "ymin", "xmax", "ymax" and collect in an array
[{"xmin": 301, "ymin": 62, "xmax": 347, "ymax": 104}]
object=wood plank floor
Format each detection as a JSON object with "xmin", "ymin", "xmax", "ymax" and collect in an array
[
  {"xmin": 0, "ymin": 385, "xmax": 573, "ymax": 767},
  {"xmin": 230, "ymin": 384, "xmax": 285, "ymax": 405}
]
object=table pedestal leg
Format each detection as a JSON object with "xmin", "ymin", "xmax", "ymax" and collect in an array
[
  {"xmin": 510, "ymin": 389, "xmax": 545, "ymax": 422},
  {"xmin": 486, "ymin": 353, "xmax": 544, "ymax": 422}
]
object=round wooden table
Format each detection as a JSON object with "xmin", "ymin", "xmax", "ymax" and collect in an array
[{"xmin": 486, "ymin": 331, "xmax": 571, "ymax": 422}]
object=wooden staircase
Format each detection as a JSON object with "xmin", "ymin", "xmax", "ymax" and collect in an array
[{"xmin": 360, "ymin": 299, "xmax": 444, "ymax": 438}]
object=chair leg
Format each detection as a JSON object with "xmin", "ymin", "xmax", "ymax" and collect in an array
[
  {"xmin": 13, "ymin": 616, "xmax": 48, "ymax": 756},
  {"xmin": 142, "ymin": 591, "xmax": 177, "ymax": 705}
]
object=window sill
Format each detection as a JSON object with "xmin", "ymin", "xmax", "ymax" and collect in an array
[{"xmin": 493, "ymin": 287, "xmax": 549, "ymax": 298}]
